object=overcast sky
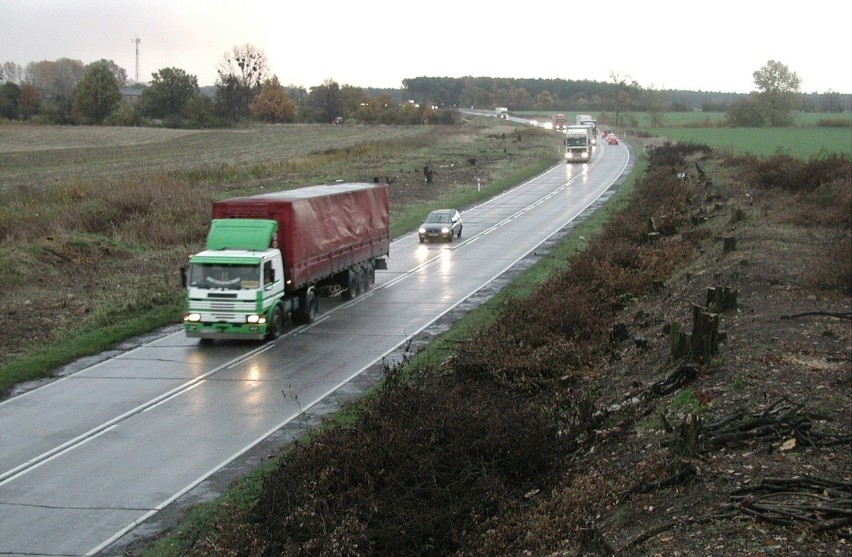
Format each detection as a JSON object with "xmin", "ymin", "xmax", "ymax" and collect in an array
[{"xmin": 2, "ymin": 0, "xmax": 849, "ymax": 94}]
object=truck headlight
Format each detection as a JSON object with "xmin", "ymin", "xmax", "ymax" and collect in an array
[
  {"xmin": 246, "ymin": 314, "xmax": 267, "ymax": 324},
  {"xmin": 184, "ymin": 313, "xmax": 201, "ymax": 322}
]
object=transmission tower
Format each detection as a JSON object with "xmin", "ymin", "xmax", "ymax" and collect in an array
[{"xmin": 133, "ymin": 37, "xmax": 141, "ymax": 84}]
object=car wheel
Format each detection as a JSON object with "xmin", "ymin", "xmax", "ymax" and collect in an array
[{"xmin": 457, "ymin": 226, "xmax": 462, "ymax": 238}]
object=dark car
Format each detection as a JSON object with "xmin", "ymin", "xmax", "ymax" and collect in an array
[
  {"xmin": 419, "ymin": 209, "xmax": 463, "ymax": 243},
  {"xmin": 607, "ymin": 135, "xmax": 619, "ymax": 145}
]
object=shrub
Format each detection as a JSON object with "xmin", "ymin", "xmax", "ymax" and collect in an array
[
  {"xmin": 243, "ymin": 372, "xmax": 564, "ymax": 557},
  {"xmin": 741, "ymin": 152, "xmax": 851, "ymax": 193}
]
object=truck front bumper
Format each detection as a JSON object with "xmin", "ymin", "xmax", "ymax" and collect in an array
[{"xmin": 184, "ymin": 322, "xmax": 267, "ymax": 341}]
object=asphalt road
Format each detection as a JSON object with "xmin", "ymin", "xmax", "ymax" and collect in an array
[{"xmin": 0, "ymin": 136, "xmax": 632, "ymax": 557}]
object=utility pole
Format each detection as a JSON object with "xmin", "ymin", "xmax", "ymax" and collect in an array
[{"xmin": 132, "ymin": 37, "xmax": 141, "ymax": 85}]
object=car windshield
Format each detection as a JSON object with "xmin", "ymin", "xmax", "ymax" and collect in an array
[
  {"xmin": 189, "ymin": 263, "xmax": 261, "ymax": 290},
  {"xmin": 426, "ymin": 212, "xmax": 451, "ymax": 224}
]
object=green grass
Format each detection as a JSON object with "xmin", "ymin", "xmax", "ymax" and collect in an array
[
  {"xmin": 671, "ymin": 388, "xmax": 706, "ymax": 414},
  {"xmin": 0, "ymin": 305, "xmax": 181, "ymax": 395},
  {"xmin": 642, "ymin": 126, "xmax": 852, "ymax": 157}
]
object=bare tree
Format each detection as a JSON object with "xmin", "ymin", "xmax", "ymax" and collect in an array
[
  {"xmin": 24, "ymin": 58, "xmax": 85, "ymax": 120},
  {"xmin": 645, "ymin": 85, "xmax": 669, "ymax": 128},
  {"xmin": 217, "ymin": 43, "xmax": 269, "ymax": 89},
  {"xmin": 1, "ymin": 62, "xmax": 24, "ymax": 84},
  {"xmin": 609, "ymin": 70, "xmax": 632, "ymax": 126},
  {"xmin": 215, "ymin": 44, "xmax": 269, "ymax": 121}
]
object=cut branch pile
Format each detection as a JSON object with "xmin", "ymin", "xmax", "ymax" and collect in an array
[
  {"xmin": 625, "ymin": 475, "xmax": 852, "ymax": 551},
  {"xmin": 726, "ymin": 476, "xmax": 852, "ymax": 538},
  {"xmin": 699, "ymin": 397, "xmax": 851, "ymax": 452}
]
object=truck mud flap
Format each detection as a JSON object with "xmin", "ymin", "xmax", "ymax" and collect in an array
[{"xmin": 374, "ymin": 257, "xmax": 388, "ymax": 270}]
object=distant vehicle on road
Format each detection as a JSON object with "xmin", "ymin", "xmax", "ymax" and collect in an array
[
  {"xmin": 419, "ymin": 209, "xmax": 463, "ymax": 243},
  {"xmin": 576, "ymin": 114, "xmax": 598, "ymax": 145},
  {"xmin": 495, "ymin": 107, "xmax": 509, "ymax": 119},
  {"xmin": 607, "ymin": 135, "xmax": 619, "ymax": 145}
]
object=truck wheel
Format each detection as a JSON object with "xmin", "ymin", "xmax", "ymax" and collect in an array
[
  {"xmin": 356, "ymin": 265, "xmax": 368, "ymax": 294},
  {"xmin": 342, "ymin": 270, "xmax": 357, "ymax": 300},
  {"xmin": 267, "ymin": 306, "xmax": 285, "ymax": 340},
  {"xmin": 366, "ymin": 263, "xmax": 375, "ymax": 290},
  {"xmin": 305, "ymin": 289, "xmax": 319, "ymax": 323},
  {"xmin": 298, "ymin": 289, "xmax": 318, "ymax": 323}
]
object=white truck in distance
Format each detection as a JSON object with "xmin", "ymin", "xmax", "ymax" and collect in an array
[
  {"xmin": 564, "ymin": 125, "xmax": 592, "ymax": 163},
  {"xmin": 576, "ymin": 114, "xmax": 598, "ymax": 145},
  {"xmin": 495, "ymin": 107, "xmax": 509, "ymax": 119}
]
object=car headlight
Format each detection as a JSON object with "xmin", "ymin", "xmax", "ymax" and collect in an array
[
  {"xmin": 246, "ymin": 314, "xmax": 266, "ymax": 324},
  {"xmin": 419, "ymin": 227, "xmax": 426, "ymax": 234},
  {"xmin": 184, "ymin": 313, "xmax": 201, "ymax": 322},
  {"xmin": 441, "ymin": 227, "xmax": 450, "ymax": 234}
]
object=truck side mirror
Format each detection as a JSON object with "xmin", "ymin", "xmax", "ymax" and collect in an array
[{"xmin": 180, "ymin": 266, "xmax": 187, "ymax": 288}]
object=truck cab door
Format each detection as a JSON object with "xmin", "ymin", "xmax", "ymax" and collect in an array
[{"xmin": 264, "ymin": 256, "xmax": 285, "ymax": 294}]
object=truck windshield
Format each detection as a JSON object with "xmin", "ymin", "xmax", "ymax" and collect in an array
[
  {"xmin": 566, "ymin": 137, "xmax": 588, "ymax": 147},
  {"xmin": 189, "ymin": 263, "xmax": 261, "ymax": 290}
]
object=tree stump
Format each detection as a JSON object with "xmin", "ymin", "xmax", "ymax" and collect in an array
[
  {"xmin": 423, "ymin": 165, "xmax": 434, "ymax": 184},
  {"xmin": 646, "ymin": 216, "xmax": 658, "ymax": 234},
  {"xmin": 730, "ymin": 206, "xmax": 746, "ymax": 224},
  {"xmin": 670, "ymin": 305, "xmax": 721, "ymax": 363},
  {"xmin": 672, "ymin": 413, "xmax": 702, "ymax": 459},
  {"xmin": 690, "ymin": 304, "xmax": 720, "ymax": 364},
  {"xmin": 706, "ymin": 286, "xmax": 738, "ymax": 312},
  {"xmin": 669, "ymin": 322, "xmax": 691, "ymax": 359}
]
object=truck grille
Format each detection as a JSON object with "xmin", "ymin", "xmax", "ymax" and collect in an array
[{"xmin": 190, "ymin": 299, "xmax": 256, "ymax": 321}]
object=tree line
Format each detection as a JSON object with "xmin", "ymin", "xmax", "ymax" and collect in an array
[
  {"xmin": 1, "ymin": 50, "xmax": 847, "ymax": 129},
  {"xmin": 402, "ymin": 62, "xmax": 848, "ymax": 128},
  {"xmin": 0, "ymin": 44, "xmax": 456, "ymax": 127}
]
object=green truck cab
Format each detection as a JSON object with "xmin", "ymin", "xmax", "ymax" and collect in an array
[{"xmin": 183, "ymin": 219, "xmax": 288, "ymax": 340}]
